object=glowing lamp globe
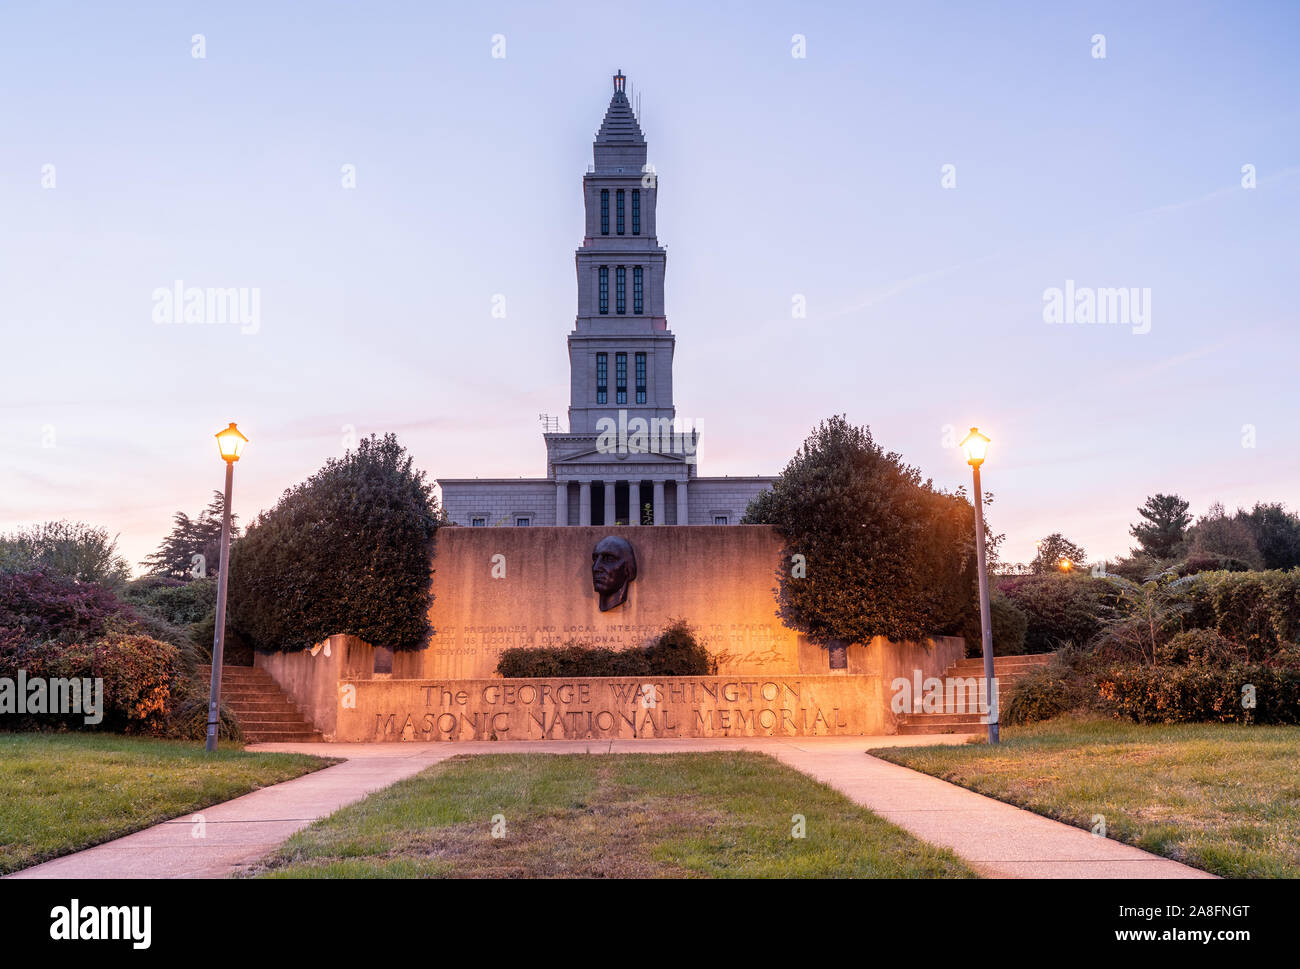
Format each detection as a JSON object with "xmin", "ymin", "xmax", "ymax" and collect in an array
[
  {"xmin": 215, "ymin": 423, "xmax": 248, "ymax": 463},
  {"xmin": 959, "ymin": 427, "xmax": 991, "ymax": 467}
]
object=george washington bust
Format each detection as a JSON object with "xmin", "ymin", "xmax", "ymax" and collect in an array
[{"xmin": 591, "ymin": 536, "xmax": 637, "ymax": 611}]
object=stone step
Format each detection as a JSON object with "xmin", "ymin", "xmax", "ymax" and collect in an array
[
  {"xmin": 952, "ymin": 655, "xmax": 1054, "ymax": 669},
  {"xmin": 222, "ymin": 685, "xmax": 284, "ymax": 697},
  {"xmin": 897, "ymin": 723, "xmax": 983, "ymax": 735},
  {"xmin": 233, "ymin": 711, "xmax": 308, "ymax": 724},
  {"xmin": 898, "ymin": 712, "xmax": 991, "ymax": 725},
  {"xmin": 243, "ymin": 729, "xmax": 323, "ymax": 742},
  {"xmin": 197, "ymin": 666, "xmax": 319, "ymax": 743}
]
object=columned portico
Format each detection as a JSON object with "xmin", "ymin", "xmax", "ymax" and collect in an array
[
  {"xmin": 653, "ymin": 480, "xmax": 666, "ymax": 525},
  {"xmin": 676, "ymin": 477, "xmax": 689, "ymax": 526},
  {"xmin": 603, "ymin": 480, "xmax": 616, "ymax": 526},
  {"xmin": 555, "ymin": 481, "xmax": 568, "ymax": 526},
  {"xmin": 579, "ymin": 481, "xmax": 592, "ymax": 526},
  {"xmin": 629, "ymin": 481, "xmax": 641, "ymax": 525}
]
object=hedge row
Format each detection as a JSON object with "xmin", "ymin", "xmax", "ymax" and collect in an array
[
  {"xmin": 1178, "ymin": 570, "xmax": 1300, "ymax": 663},
  {"xmin": 0, "ymin": 631, "xmax": 179, "ymax": 732},
  {"xmin": 1097, "ymin": 664, "xmax": 1300, "ymax": 725},
  {"xmin": 497, "ymin": 620, "xmax": 715, "ymax": 678}
]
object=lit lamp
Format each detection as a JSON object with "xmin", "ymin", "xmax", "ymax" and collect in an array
[
  {"xmin": 959, "ymin": 427, "xmax": 998, "ymax": 744},
  {"xmin": 215, "ymin": 422, "xmax": 248, "ymax": 462},
  {"xmin": 205, "ymin": 422, "xmax": 248, "ymax": 752}
]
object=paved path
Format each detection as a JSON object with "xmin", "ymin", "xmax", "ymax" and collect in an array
[{"xmin": 8, "ymin": 735, "xmax": 1213, "ymax": 879}]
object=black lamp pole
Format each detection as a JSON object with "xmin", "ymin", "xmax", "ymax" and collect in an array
[{"xmin": 206, "ymin": 453, "xmax": 236, "ymax": 752}]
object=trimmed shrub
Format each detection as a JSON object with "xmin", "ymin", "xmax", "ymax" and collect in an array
[
  {"xmin": 0, "ymin": 632, "xmax": 179, "ymax": 733},
  {"xmin": 1154, "ymin": 628, "xmax": 1246, "ymax": 667},
  {"xmin": 1098, "ymin": 664, "xmax": 1300, "ymax": 724},
  {"xmin": 497, "ymin": 643, "xmax": 652, "ymax": 678},
  {"xmin": 229, "ymin": 434, "xmax": 442, "ymax": 653},
  {"xmin": 1182, "ymin": 570, "xmax": 1300, "ymax": 663},
  {"xmin": 989, "ymin": 593, "xmax": 1028, "ymax": 656},
  {"xmin": 59, "ymin": 632, "xmax": 178, "ymax": 731},
  {"xmin": 996, "ymin": 574, "xmax": 1108, "ymax": 653},
  {"xmin": 122, "ymin": 576, "xmax": 216, "ymax": 627},
  {"xmin": 743, "ymin": 416, "xmax": 978, "ymax": 648},
  {"xmin": 497, "ymin": 621, "xmax": 716, "ymax": 678},
  {"xmin": 642, "ymin": 619, "xmax": 716, "ymax": 675}
]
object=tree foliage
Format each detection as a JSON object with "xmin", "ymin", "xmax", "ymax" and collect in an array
[
  {"xmin": 1185, "ymin": 502, "xmax": 1263, "ymax": 570},
  {"xmin": 140, "ymin": 492, "xmax": 239, "ymax": 580},
  {"xmin": 0, "ymin": 521, "xmax": 131, "ymax": 586},
  {"xmin": 742, "ymin": 415, "xmax": 977, "ymax": 646},
  {"xmin": 1030, "ymin": 532, "xmax": 1088, "ymax": 574},
  {"xmin": 1242, "ymin": 502, "xmax": 1300, "ymax": 571},
  {"xmin": 1128, "ymin": 493, "xmax": 1192, "ymax": 559},
  {"xmin": 228, "ymin": 434, "xmax": 443, "ymax": 653}
]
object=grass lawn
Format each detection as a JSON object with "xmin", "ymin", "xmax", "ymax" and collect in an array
[
  {"xmin": 250, "ymin": 751, "xmax": 976, "ymax": 878},
  {"xmin": 0, "ymin": 732, "xmax": 334, "ymax": 874},
  {"xmin": 871, "ymin": 717, "xmax": 1300, "ymax": 878}
]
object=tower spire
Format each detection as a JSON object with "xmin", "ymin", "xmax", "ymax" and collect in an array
[{"xmin": 613, "ymin": 69, "xmax": 625, "ymax": 93}]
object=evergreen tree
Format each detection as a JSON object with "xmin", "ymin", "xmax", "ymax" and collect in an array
[
  {"xmin": 228, "ymin": 434, "xmax": 443, "ymax": 653},
  {"xmin": 141, "ymin": 492, "xmax": 239, "ymax": 580},
  {"xmin": 1129, "ymin": 493, "xmax": 1192, "ymax": 559},
  {"xmin": 742, "ymin": 415, "xmax": 977, "ymax": 646}
]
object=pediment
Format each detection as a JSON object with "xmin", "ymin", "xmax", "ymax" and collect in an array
[{"xmin": 554, "ymin": 446, "xmax": 690, "ymax": 467}]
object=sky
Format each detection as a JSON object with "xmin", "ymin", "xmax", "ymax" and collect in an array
[{"xmin": 1, "ymin": 0, "xmax": 1298, "ymax": 572}]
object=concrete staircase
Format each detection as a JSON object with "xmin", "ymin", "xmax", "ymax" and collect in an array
[
  {"xmin": 198, "ymin": 665, "xmax": 322, "ymax": 743},
  {"xmin": 895, "ymin": 653, "xmax": 1055, "ymax": 736}
]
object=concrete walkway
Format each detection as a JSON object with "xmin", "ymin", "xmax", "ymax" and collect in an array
[{"xmin": 8, "ymin": 735, "xmax": 1213, "ymax": 879}]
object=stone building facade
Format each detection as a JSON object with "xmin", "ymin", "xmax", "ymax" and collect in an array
[{"xmin": 439, "ymin": 72, "xmax": 775, "ymax": 526}]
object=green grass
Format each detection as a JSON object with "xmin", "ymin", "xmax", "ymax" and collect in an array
[
  {"xmin": 0, "ymin": 732, "xmax": 334, "ymax": 874},
  {"xmin": 250, "ymin": 752, "xmax": 977, "ymax": 878},
  {"xmin": 871, "ymin": 716, "xmax": 1300, "ymax": 878}
]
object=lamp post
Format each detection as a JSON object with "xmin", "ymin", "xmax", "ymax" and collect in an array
[
  {"xmin": 959, "ymin": 427, "xmax": 998, "ymax": 744},
  {"xmin": 206, "ymin": 422, "xmax": 248, "ymax": 752}
]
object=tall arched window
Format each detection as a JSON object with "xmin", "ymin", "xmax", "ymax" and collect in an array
[
  {"xmin": 615, "ymin": 266, "xmax": 626, "ymax": 314},
  {"xmin": 631, "ymin": 190, "xmax": 640, "ymax": 235},
  {"xmin": 616, "ymin": 189, "xmax": 625, "ymax": 234},
  {"xmin": 598, "ymin": 266, "xmax": 609, "ymax": 314},
  {"xmin": 632, "ymin": 266, "xmax": 643, "ymax": 314},
  {"xmin": 600, "ymin": 190, "xmax": 609, "ymax": 235}
]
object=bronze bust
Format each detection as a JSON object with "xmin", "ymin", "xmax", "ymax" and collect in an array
[{"xmin": 592, "ymin": 536, "xmax": 637, "ymax": 611}]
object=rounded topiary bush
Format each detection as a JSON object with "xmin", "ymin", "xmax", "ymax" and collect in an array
[
  {"xmin": 643, "ymin": 619, "xmax": 716, "ymax": 675},
  {"xmin": 228, "ymin": 434, "xmax": 442, "ymax": 654}
]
